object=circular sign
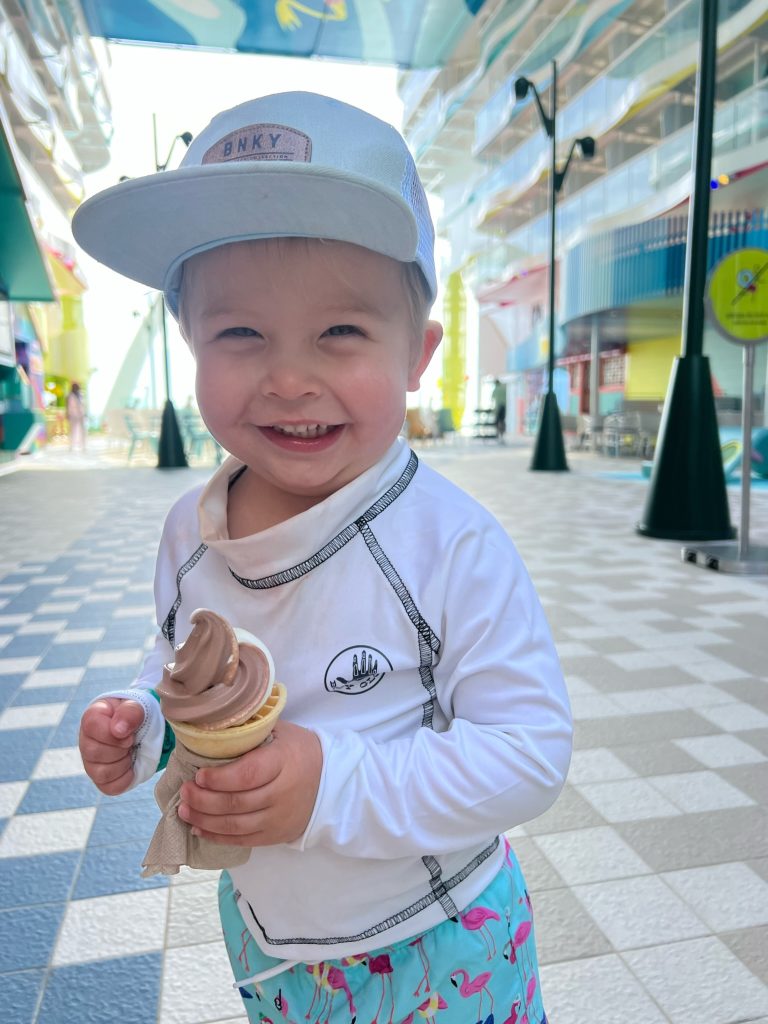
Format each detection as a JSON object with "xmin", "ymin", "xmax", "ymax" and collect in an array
[{"xmin": 706, "ymin": 247, "xmax": 768, "ymax": 346}]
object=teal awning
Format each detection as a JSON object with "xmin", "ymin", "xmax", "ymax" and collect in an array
[
  {"xmin": 80, "ymin": 0, "xmax": 487, "ymax": 68},
  {"xmin": 0, "ymin": 121, "xmax": 55, "ymax": 302}
]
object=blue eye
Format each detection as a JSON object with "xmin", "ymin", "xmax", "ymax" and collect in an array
[
  {"xmin": 325, "ymin": 325, "xmax": 362, "ymax": 337},
  {"xmin": 220, "ymin": 326, "xmax": 259, "ymax": 338}
]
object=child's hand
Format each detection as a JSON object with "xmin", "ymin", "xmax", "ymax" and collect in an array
[
  {"xmin": 79, "ymin": 698, "xmax": 145, "ymax": 795},
  {"xmin": 178, "ymin": 721, "xmax": 322, "ymax": 847}
]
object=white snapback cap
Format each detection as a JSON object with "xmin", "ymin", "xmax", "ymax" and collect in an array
[{"xmin": 72, "ymin": 91, "xmax": 436, "ymax": 318}]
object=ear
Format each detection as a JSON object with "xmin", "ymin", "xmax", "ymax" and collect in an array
[{"xmin": 407, "ymin": 320, "xmax": 443, "ymax": 392}]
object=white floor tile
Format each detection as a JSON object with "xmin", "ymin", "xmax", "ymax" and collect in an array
[
  {"xmin": 17, "ymin": 619, "xmax": 66, "ymax": 635},
  {"xmin": 36, "ymin": 602, "xmax": 81, "ymax": 614},
  {"xmin": 160, "ymin": 940, "xmax": 246, "ymax": 1024},
  {"xmin": 662, "ymin": 684, "xmax": 738, "ymax": 708},
  {"xmin": 623, "ymin": 936, "xmax": 768, "ymax": 1024},
  {"xmin": 114, "ymin": 605, "xmax": 155, "ymax": 619},
  {"xmin": 569, "ymin": 693, "xmax": 624, "ymax": 720},
  {"xmin": 680, "ymin": 659, "xmax": 749, "ymax": 683},
  {"xmin": 576, "ymin": 779, "xmax": 681, "ymax": 822},
  {"xmin": 696, "ymin": 701, "xmax": 768, "ymax": 733},
  {"xmin": 53, "ymin": 887, "xmax": 169, "ymax": 965},
  {"xmin": 0, "ymin": 703, "xmax": 67, "ymax": 730},
  {"xmin": 22, "ymin": 667, "xmax": 85, "ymax": 689},
  {"xmin": 662, "ymin": 862, "xmax": 768, "ymax": 931},
  {"xmin": 0, "ymin": 806, "xmax": 95, "ymax": 857},
  {"xmin": 609, "ymin": 690, "xmax": 681, "ymax": 714},
  {"xmin": 0, "ymin": 656, "xmax": 39, "ymax": 675},
  {"xmin": 648, "ymin": 770, "xmax": 754, "ymax": 812},
  {"xmin": 540, "ymin": 953, "xmax": 668, "ymax": 1024},
  {"xmin": 534, "ymin": 827, "xmax": 652, "ymax": 886},
  {"xmin": 0, "ymin": 780, "xmax": 28, "ymax": 817},
  {"xmin": 87, "ymin": 648, "xmax": 142, "ymax": 668},
  {"xmin": 32, "ymin": 745, "xmax": 87, "ymax": 780},
  {"xmin": 674, "ymin": 735, "xmax": 766, "ymax": 768},
  {"xmin": 567, "ymin": 749, "xmax": 637, "ymax": 785},
  {"xmin": 167, "ymin": 878, "xmax": 222, "ymax": 947},
  {"xmin": 54, "ymin": 628, "xmax": 105, "ymax": 644},
  {"xmin": 573, "ymin": 875, "xmax": 709, "ymax": 949}
]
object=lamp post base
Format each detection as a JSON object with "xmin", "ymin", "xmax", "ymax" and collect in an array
[
  {"xmin": 636, "ymin": 355, "xmax": 732, "ymax": 540},
  {"xmin": 157, "ymin": 400, "xmax": 188, "ymax": 469},
  {"xmin": 530, "ymin": 390, "xmax": 569, "ymax": 472}
]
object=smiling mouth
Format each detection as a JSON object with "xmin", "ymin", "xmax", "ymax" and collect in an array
[{"xmin": 270, "ymin": 424, "xmax": 339, "ymax": 438}]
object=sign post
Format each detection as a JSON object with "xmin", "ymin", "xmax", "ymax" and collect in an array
[{"xmin": 683, "ymin": 247, "xmax": 768, "ymax": 574}]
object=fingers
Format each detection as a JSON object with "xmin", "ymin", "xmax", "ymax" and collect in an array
[
  {"xmin": 79, "ymin": 697, "xmax": 144, "ymax": 797},
  {"xmin": 195, "ymin": 741, "xmax": 280, "ymax": 793},
  {"xmin": 85, "ymin": 753, "xmax": 135, "ymax": 795},
  {"xmin": 110, "ymin": 700, "xmax": 145, "ymax": 739}
]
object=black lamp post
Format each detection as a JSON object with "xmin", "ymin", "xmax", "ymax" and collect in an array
[
  {"xmin": 514, "ymin": 61, "xmax": 595, "ymax": 471},
  {"xmin": 152, "ymin": 115, "xmax": 193, "ymax": 469},
  {"xmin": 636, "ymin": 0, "xmax": 733, "ymax": 540}
]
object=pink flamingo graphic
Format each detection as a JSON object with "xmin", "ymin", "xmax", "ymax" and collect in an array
[
  {"xmin": 502, "ymin": 919, "xmax": 532, "ymax": 967},
  {"xmin": 415, "ymin": 992, "xmax": 448, "ymax": 1023},
  {"xmin": 450, "ymin": 968, "xmax": 494, "ymax": 1019},
  {"xmin": 409, "ymin": 936, "xmax": 432, "ymax": 997},
  {"xmin": 367, "ymin": 953, "xmax": 394, "ymax": 1024},
  {"xmin": 459, "ymin": 906, "xmax": 501, "ymax": 959},
  {"xmin": 503, "ymin": 998, "xmax": 522, "ymax": 1024},
  {"xmin": 305, "ymin": 963, "xmax": 356, "ymax": 1024}
]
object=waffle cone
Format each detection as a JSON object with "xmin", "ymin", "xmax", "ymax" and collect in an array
[{"xmin": 168, "ymin": 682, "xmax": 287, "ymax": 758}]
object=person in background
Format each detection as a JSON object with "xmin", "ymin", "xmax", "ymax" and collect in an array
[
  {"xmin": 65, "ymin": 381, "xmax": 86, "ymax": 451},
  {"xmin": 492, "ymin": 377, "xmax": 507, "ymax": 441}
]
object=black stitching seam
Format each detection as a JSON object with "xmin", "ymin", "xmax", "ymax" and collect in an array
[
  {"xmin": 229, "ymin": 451, "xmax": 418, "ymax": 590},
  {"xmin": 161, "ymin": 543, "xmax": 208, "ymax": 647},
  {"xmin": 243, "ymin": 837, "xmax": 500, "ymax": 947}
]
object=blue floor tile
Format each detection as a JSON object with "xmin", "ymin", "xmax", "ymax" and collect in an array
[
  {"xmin": 0, "ymin": 851, "xmax": 80, "ymax": 909},
  {"xmin": 0, "ymin": 969, "xmax": 44, "ymax": 1024},
  {"xmin": 38, "ymin": 952, "xmax": 162, "ymax": 1024},
  {"xmin": 12, "ymin": 687, "xmax": 76, "ymax": 707},
  {"xmin": 18, "ymin": 777, "xmax": 97, "ymax": 814},
  {"xmin": 74, "ymin": 839, "xmax": 168, "ymax": 899},
  {"xmin": 0, "ymin": 728, "xmax": 53, "ymax": 782},
  {"xmin": 88, "ymin": 797, "xmax": 160, "ymax": 846},
  {"xmin": 46, "ymin": 701, "xmax": 90, "ymax": 749},
  {"xmin": 36, "ymin": 646, "xmax": 95, "ymax": 670},
  {"xmin": 0, "ymin": 676, "xmax": 23, "ymax": 709},
  {"xmin": 0, "ymin": 903, "xmax": 65, "ymax": 971},
  {"xmin": 1, "ymin": 635, "xmax": 52, "ymax": 659}
]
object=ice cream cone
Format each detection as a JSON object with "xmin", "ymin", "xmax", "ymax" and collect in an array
[{"xmin": 168, "ymin": 682, "xmax": 287, "ymax": 758}]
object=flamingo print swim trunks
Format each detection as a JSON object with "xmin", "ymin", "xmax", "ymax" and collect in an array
[{"xmin": 219, "ymin": 841, "xmax": 547, "ymax": 1024}]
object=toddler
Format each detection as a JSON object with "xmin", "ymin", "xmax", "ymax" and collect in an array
[{"xmin": 75, "ymin": 91, "xmax": 571, "ymax": 1024}]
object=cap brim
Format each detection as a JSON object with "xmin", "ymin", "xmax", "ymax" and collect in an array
[{"xmin": 72, "ymin": 162, "xmax": 419, "ymax": 306}]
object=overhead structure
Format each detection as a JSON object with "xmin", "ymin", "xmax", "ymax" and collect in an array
[{"xmin": 79, "ymin": 0, "xmax": 489, "ymax": 68}]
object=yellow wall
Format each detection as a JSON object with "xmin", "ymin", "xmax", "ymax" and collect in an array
[
  {"xmin": 441, "ymin": 271, "xmax": 467, "ymax": 427},
  {"xmin": 625, "ymin": 336, "xmax": 679, "ymax": 400}
]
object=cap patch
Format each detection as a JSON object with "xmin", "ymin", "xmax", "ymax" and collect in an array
[{"xmin": 202, "ymin": 123, "xmax": 311, "ymax": 165}]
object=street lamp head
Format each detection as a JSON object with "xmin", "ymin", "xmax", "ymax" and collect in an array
[
  {"xmin": 180, "ymin": 132, "xmax": 193, "ymax": 147},
  {"xmin": 577, "ymin": 136, "xmax": 596, "ymax": 159},
  {"xmin": 514, "ymin": 77, "xmax": 531, "ymax": 101}
]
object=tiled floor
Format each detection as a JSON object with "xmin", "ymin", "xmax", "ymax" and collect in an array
[{"xmin": 1, "ymin": 440, "xmax": 766, "ymax": 1023}]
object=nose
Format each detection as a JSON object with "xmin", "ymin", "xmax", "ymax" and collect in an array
[{"xmin": 261, "ymin": 347, "xmax": 321, "ymax": 401}]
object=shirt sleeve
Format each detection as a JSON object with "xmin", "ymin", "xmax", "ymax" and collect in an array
[{"xmin": 295, "ymin": 523, "xmax": 572, "ymax": 859}]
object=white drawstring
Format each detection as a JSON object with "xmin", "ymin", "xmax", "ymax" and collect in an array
[{"xmin": 235, "ymin": 958, "xmax": 300, "ymax": 990}]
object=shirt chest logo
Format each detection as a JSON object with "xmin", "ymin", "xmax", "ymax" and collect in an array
[{"xmin": 324, "ymin": 645, "xmax": 392, "ymax": 695}]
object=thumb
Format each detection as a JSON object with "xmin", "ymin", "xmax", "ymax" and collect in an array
[{"xmin": 110, "ymin": 700, "xmax": 145, "ymax": 739}]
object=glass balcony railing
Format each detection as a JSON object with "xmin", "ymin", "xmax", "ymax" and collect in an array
[
  {"xmin": 474, "ymin": 0, "xmax": 757, "ymax": 156},
  {"xmin": 497, "ymin": 80, "xmax": 768, "ymax": 269}
]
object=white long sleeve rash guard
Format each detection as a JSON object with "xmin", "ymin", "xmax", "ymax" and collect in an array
[{"xmin": 106, "ymin": 439, "xmax": 572, "ymax": 962}]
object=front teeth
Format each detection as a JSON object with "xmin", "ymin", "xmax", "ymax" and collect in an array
[{"xmin": 273, "ymin": 424, "xmax": 334, "ymax": 438}]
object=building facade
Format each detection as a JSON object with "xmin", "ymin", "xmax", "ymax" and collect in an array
[
  {"xmin": 399, "ymin": 0, "xmax": 768, "ymax": 440},
  {"xmin": 0, "ymin": 0, "xmax": 112, "ymax": 455}
]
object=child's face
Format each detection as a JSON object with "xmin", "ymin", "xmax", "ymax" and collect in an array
[{"xmin": 180, "ymin": 238, "xmax": 441, "ymax": 506}]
